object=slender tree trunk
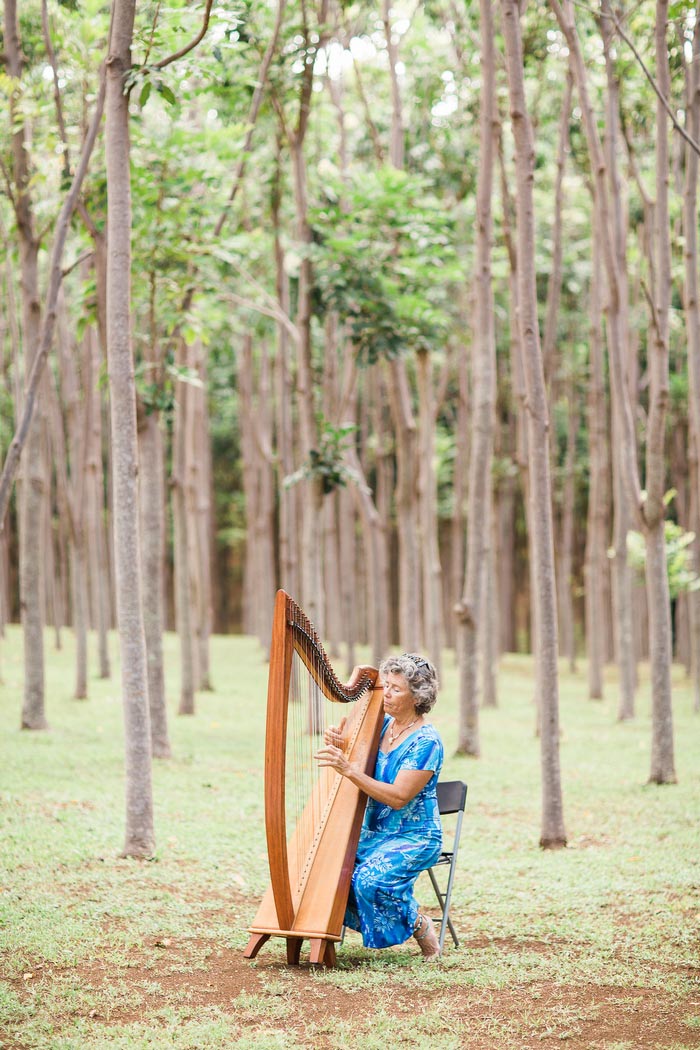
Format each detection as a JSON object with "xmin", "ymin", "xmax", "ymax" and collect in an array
[
  {"xmin": 542, "ymin": 72, "xmax": 573, "ymax": 387},
  {"xmin": 682, "ymin": 6, "xmax": 700, "ymax": 713},
  {"xmin": 138, "ymin": 408, "xmax": 171, "ymax": 758},
  {"xmin": 557, "ymin": 375, "xmax": 578, "ymax": 671},
  {"xmin": 501, "ymin": 0, "xmax": 566, "ymax": 847},
  {"xmin": 291, "ymin": 133, "xmax": 324, "ymax": 630},
  {"xmin": 456, "ymin": 0, "xmax": 496, "ymax": 754},
  {"xmin": 338, "ymin": 484, "xmax": 357, "ymax": 674},
  {"xmin": 55, "ymin": 292, "xmax": 89, "ymax": 697},
  {"xmin": 450, "ymin": 329, "xmax": 470, "ymax": 652},
  {"xmin": 271, "ymin": 145, "xmax": 300, "ymax": 604},
  {"xmin": 371, "ymin": 370, "xmax": 394, "ymax": 650},
  {"xmin": 417, "ymin": 349, "xmax": 444, "ymax": 672},
  {"xmin": 644, "ymin": 0, "xmax": 675, "ymax": 783},
  {"xmin": 172, "ymin": 340, "xmax": 196, "ymax": 715},
  {"xmin": 382, "ymin": 0, "xmax": 405, "ymax": 168},
  {"xmin": 497, "ymin": 116, "xmax": 537, "ymax": 662},
  {"xmin": 5, "ymin": 0, "xmax": 47, "ymax": 729},
  {"xmin": 346, "ymin": 377, "xmax": 390, "ymax": 665},
  {"xmin": 387, "ymin": 358, "xmax": 421, "ymax": 651},
  {"xmin": 482, "ymin": 488, "xmax": 499, "ymax": 707},
  {"xmin": 583, "ymin": 231, "xmax": 608, "ymax": 699},
  {"xmin": 495, "ymin": 467, "xmax": 517, "ymax": 653},
  {"xmin": 84, "ymin": 324, "xmax": 111, "ymax": 678},
  {"xmin": 105, "ymin": 0, "xmax": 155, "ymax": 855},
  {"xmin": 187, "ymin": 341, "xmax": 213, "ymax": 690}
]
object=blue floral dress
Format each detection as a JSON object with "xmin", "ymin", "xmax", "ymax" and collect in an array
[{"xmin": 344, "ymin": 717, "xmax": 444, "ymax": 949}]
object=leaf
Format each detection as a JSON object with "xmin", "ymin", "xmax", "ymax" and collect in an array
[
  {"xmin": 157, "ymin": 83, "xmax": 177, "ymax": 106},
  {"xmin": 139, "ymin": 81, "xmax": 152, "ymax": 108}
]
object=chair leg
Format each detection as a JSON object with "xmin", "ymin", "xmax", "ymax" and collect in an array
[
  {"xmin": 439, "ymin": 864, "xmax": 459, "ymax": 952},
  {"xmin": 427, "ymin": 866, "xmax": 459, "ymax": 951}
]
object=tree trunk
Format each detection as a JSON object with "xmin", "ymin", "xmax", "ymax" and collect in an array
[
  {"xmin": 188, "ymin": 340, "xmax": 213, "ymax": 690},
  {"xmin": 105, "ymin": 0, "xmax": 155, "ymax": 855},
  {"xmin": 138, "ymin": 408, "xmax": 171, "ymax": 758},
  {"xmin": 541, "ymin": 72, "xmax": 573, "ymax": 387},
  {"xmin": 5, "ymin": 0, "xmax": 47, "ymax": 729},
  {"xmin": 55, "ymin": 291, "xmax": 89, "ymax": 698},
  {"xmin": 416, "ymin": 349, "xmax": 444, "ymax": 672},
  {"xmin": 682, "ymin": 8, "xmax": 700, "ymax": 714},
  {"xmin": 271, "ymin": 146, "xmax": 300, "ymax": 604},
  {"xmin": 172, "ymin": 339, "xmax": 196, "ymax": 715},
  {"xmin": 456, "ymin": 0, "xmax": 497, "ymax": 754},
  {"xmin": 387, "ymin": 357, "xmax": 421, "ymax": 651},
  {"xmin": 557, "ymin": 375, "xmax": 578, "ymax": 672},
  {"xmin": 482, "ymin": 488, "xmax": 499, "ymax": 708},
  {"xmin": 495, "ymin": 467, "xmax": 517, "ymax": 653},
  {"xmin": 84, "ymin": 324, "xmax": 111, "ymax": 678},
  {"xmin": 449, "ymin": 328, "xmax": 470, "ymax": 652},
  {"xmin": 501, "ymin": 0, "xmax": 566, "ymax": 848},
  {"xmin": 583, "ymin": 231, "xmax": 608, "ymax": 700},
  {"xmin": 600, "ymin": 0, "xmax": 637, "ymax": 719},
  {"xmin": 252, "ymin": 343, "xmax": 275, "ymax": 652},
  {"xmin": 643, "ymin": 0, "xmax": 675, "ymax": 783}
]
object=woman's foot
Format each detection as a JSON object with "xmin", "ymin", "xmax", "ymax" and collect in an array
[{"xmin": 413, "ymin": 913, "xmax": 441, "ymax": 961}]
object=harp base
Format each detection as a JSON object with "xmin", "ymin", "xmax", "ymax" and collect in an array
[{"xmin": 244, "ymin": 930, "xmax": 338, "ymax": 967}]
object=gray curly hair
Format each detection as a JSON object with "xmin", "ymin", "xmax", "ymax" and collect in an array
[{"xmin": 378, "ymin": 653, "xmax": 439, "ymax": 715}]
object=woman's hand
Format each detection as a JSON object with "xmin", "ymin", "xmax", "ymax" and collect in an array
[
  {"xmin": 323, "ymin": 716, "xmax": 347, "ymax": 748},
  {"xmin": 314, "ymin": 741, "xmax": 354, "ymax": 777}
]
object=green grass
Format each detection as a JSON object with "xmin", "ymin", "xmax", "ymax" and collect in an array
[{"xmin": 1, "ymin": 624, "xmax": 699, "ymax": 1049}]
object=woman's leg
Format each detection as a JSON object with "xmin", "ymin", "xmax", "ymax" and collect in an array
[{"xmin": 349, "ymin": 837, "xmax": 437, "ymax": 950}]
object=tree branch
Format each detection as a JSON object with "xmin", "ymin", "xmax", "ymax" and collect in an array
[
  {"xmin": 153, "ymin": 0, "xmax": 214, "ymax": 70},
  {"xmin": 601, "ymin": 3, "xmax": 700, "ymax": 157},
  {"xmin": 0, "ymin": 72, "xmax": 106, "ymax": 531},
  {"xmin": 214, "ymin": 0, "xmax": 287, "ymax": 238}
]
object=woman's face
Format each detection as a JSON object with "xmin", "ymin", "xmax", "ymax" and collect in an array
[{"xmin": 381, "ymin": 671, "xmax": 417, "ymax": 721}]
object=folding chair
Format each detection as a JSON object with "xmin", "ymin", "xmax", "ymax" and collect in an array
[{"xmin": 427, "ymin": 779, "xmax": 468, "ymax": 953}]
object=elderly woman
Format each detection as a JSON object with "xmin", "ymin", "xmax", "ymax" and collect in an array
[{"xmin": 315, "ymin": 652, "xmax": 443, "ymax": 961}]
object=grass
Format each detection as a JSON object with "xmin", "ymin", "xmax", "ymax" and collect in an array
[{"xmin": 1, "ymin": 624, "xmax": 699, "ymax": 1049}]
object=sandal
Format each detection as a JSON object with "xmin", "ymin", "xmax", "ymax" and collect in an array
[{"xmin": 413, "ymin": 913, "xmax": 441, "ymax": 961}]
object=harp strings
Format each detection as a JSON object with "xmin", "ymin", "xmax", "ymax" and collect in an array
[{"xmin": 286, "ymin": 621, "xmax": 339, "ymax": 894}]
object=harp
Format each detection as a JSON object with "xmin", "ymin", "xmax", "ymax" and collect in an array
[{"xmin": 244, "ymin": 590, "xmax": 385, "ymax": 967}]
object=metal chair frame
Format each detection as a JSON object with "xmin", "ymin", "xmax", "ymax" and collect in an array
[{"xmin": 427, "ymin": 779, "xmax": 468, "ymax": 953}]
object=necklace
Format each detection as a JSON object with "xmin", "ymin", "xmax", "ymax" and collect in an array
[{"xmin": 387, "ymin": 717, "xmax": 418, "ymax": 745}]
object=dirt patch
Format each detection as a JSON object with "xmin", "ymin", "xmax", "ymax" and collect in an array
[{"xmin": 4, "ymin": 930, "xmax": 700, "ymax": 1049}]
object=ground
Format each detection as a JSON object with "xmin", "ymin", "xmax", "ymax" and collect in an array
[{"xmin": 3, "ymin": 899, "xmax": 699, "ymax": 1050}]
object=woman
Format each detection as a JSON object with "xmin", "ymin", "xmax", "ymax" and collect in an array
[{"xmin": 315, "ymin": 652, "xmax": 443, "ymax": 961}]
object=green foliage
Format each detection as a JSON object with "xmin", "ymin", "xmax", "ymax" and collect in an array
[
  {"xmin": 626, "ymin": 515, "xmax": 700, "ymax": 599},
  {"xmin": 309, "ymin": 167, "xmax": 462, "ymax": 365},
  {"xmin": 284, "ymin": 420, "xmax": 357, "ymax": 494}
]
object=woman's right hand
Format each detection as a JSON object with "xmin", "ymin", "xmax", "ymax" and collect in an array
[{"xmin": 324, "ymin": 716, "xmax": 347, "ymax": 749}]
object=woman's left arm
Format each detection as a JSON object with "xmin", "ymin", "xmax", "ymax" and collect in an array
[{"xmin": 314, "ymin": 744, "xmax": 432, "ymax": 809}]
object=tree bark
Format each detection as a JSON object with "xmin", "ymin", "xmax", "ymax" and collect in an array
[
  {"xmin": 583, "ymin": 230, "xmax": 609, "ymax": 700},
  {"xmin": 456, "ymin": 0, "xmax": 497, "ymax": 754},
  {"xmin": 557, "ymin": 375, "xmax": 578, "ymax": 672},
  {"xmin": 138, "ymin": 408, "xmax": 171, "ymax": 758},
  {"xmin": 172, "ymin": 339, "xmax": 197, "ymax": 715},
  {"xmin": 595, "ymin": 0, "xmax": 637, "ymax": 718},
  {"xmin": 417, "ymin": 349, "xmax": 444, "ymax": 672},
  {"xmin": 271, "ymin": 147, "xmax": 300, "ymax": 604},
  {"xmin": 501, "ymin": 0, "xmax": 566, "ymax": 847},
  {"xmin": 105, "ymin": 0, "xmax": 155, "ymax": 855},
  {"xmin": 84, "ymin": 324, "xmax": 111, "ymax": 678},
  {"xmin": 5, "ymin": 0, "xmax": 47, "ymax": 729},
  {"xmin": 644, "ymin": 0, "xmax": 675, "ymax": 783},
  {"xmin": 387, "ymin": 357, "xmax": 421, "ymax": 651},
  {"xmin": 682, "ymin": 7, "xmax": 700, "ymax": 713}
]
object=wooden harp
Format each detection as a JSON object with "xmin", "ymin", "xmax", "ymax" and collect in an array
[{"xmin": 244, "ymin": 590, "xmax": 385, "ymax": 966}]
